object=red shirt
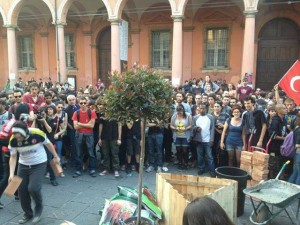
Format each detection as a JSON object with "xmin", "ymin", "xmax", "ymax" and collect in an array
[
  {"xmin": 22, "ymin": 94, "xmax": 44, "ymax": 113},
  {"xmin": 72, "ymin": 109, "xmax": 97, "ymax": 134},
  {"xmin": 237, "ymin": 86, "xmax": 253, "ymax": 101}
]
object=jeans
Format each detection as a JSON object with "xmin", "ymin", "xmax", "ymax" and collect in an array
[
  {"xmin": 55, "ymin": 140, "xmax": 63, "ymax": 164},
  {"xmin": 18, "ymin": 162, "xmax": 47, "ymax": 217},
  {"xmin": 197, "ymin": 142, "xmax": 215, "ymax": 172},
  {"xmin": 44, "ymin": 146, "xmax": 56, "ymax": 181},
  {"xmin": 148, "ymin": 133, "xmax": 164, "ymax": 167},
  {"xmin": 288, "ymin": 153, "xmax": 300, "ymax": 185},
  {"xmin": 74, "ymin": 132, "xmax": 96, "ymax": 172}
]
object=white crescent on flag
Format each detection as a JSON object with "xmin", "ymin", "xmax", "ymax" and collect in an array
[{"xmin": 290, "ymin": 76, "xmax": 300, "ymax": 92}]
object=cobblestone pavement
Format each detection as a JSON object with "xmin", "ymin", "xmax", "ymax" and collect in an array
[{"xmin": 0, "ymin": 164, "xmax": 299, "ymax": 225}]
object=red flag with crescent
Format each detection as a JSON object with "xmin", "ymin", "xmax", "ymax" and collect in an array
[{"xmin": 278, "ymin": 60, "xmax": 300, "ymax": 105}]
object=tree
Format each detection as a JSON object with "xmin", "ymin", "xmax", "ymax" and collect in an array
[{"xmin": 102, "ymin": 67, "xmax": 173, "ymax": 224}]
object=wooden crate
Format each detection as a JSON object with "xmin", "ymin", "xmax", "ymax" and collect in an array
[{"xmin": 156, "ymin": 173, "xmax": 238, "ymax": 225}]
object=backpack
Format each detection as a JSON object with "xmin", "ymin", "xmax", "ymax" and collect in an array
[
  {"xmin": 76, "ymin": 108, "xmax": 91, "ymax": 122},
  {"xmin": 280, "ymin": 131, "xmax": 296, "ymax": 158}
]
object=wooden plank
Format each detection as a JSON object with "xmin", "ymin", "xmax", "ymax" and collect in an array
[
  {"xmin": 156, "ymin": 174, "xmax": 237, "ymax": 225},
  {"xmin": 168, "ymin": 180, "xmax": 226, "ymax": 188}
]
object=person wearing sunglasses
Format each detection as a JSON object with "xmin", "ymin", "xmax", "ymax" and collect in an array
[
  {"xmin": 72, "ymin": 97, "xmax": 97, "ymax": 178},
  {"xmin": 9, "ymin": 89, "xmax": 35, "ymax": 122}
]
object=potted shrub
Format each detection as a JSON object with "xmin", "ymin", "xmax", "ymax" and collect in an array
[{"xmin": 102, "ymin": 67, "xmax": 173, "ymax": 224}]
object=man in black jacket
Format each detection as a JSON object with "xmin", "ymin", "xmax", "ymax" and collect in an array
[{"xmin": 64, "ymin": 95, "xmax": 80, "ymax": 166}]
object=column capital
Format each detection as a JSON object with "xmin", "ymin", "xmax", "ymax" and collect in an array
[
  {"xmin": 171, "ymin": 15, "xmax": 184, "ymax": 22},
  {"xmin": 244, "ymin": 10, "xmax": 258, "ymax": 17},
  {"xmin": 108, "ymin": 19, "xmax": 121, "ymax": 25},
  {"xmin": 52, "ymin": 21, "xmax": 67, "ymax": 27},
  {"xmin": 3, "ymin": 24, "xmax": 19, "ymax": 30}
]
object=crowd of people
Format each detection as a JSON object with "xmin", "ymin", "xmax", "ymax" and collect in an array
[{"xmin": 0, "ymin": 74, "xmax": 299, "ymax": 224}]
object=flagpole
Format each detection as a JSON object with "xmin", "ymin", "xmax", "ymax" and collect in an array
[{"xmin": 277, "ymin": 60, "xmax": 299, "ymax": 84}]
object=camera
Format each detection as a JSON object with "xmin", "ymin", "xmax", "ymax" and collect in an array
[
  {"xmin": 20, "ymin": 113, "xmax": 29, "ymax": 123},
  {"xmin": 36, "ymin": 110, "xmax": 44, "ymax": 120}
]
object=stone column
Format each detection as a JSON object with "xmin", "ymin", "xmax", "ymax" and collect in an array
[
  {"xmin": 40, "ymin": 32, "xmax": 50, "ymax": 79},
  {"xmin": 57, "ymin": 24, "xmax": 67, "ymax": 83},
  {"xmin": 83, "ymin": 31, "xmax": 93, "ymax": 83},
  {"xmin": 171, "ymin": 16, "xmax": 183, "ymax": 87},
  {"xmin": 241, "ymin": 11, "xmax": 257, "ymax": 78},
  {"xmin": 110, "ymin": 19, "xmax": 121, "ymax": 73},
  {"xmin": 2, "ymin": 33, "xmax": 8, "ymax": 80},
  {"xmin": 6, "ymin": 25, "xmax": 19, "ymax": 89}
]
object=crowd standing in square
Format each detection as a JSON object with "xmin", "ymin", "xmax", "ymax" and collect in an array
[{"xmin": 0, "ymin": 75, "xmax": 299, "ymax": 224}]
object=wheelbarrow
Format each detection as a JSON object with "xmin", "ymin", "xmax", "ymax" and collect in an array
[{"xmin": 243, "ymin": 161, "xmax": 300, "ymax": 224}]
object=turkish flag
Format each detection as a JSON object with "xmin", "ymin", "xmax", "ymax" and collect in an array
[{"xmin": 278, "ymin": 60, "xmax": 300, "ymax": 105}]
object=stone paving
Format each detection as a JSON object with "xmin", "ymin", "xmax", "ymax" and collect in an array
[{"xmin": 0, "ymin": 165, "xmax": 299, "ymax": 225}]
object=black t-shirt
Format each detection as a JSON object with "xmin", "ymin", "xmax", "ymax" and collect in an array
[
  {"xmin": 65, "ymin": 105, "xmax": 79, "ymax": 129},
  {"xmin": 123, "ymin": 121, "xmax": 141, "ymax": 140},
  {"xmin": 268, "ymin": 115, "xmax": 287, "ymax": 155},
  {"xmin": 285, "ymin": 109, "xmax": 299, "ymax": 128},
  {"xmin": 100, "ymin": 119, "xmax": 119, "ymax": 141},
  {"xmin": 38, "ymin": 116, "xmax": 63, "ymax": 143},
  {"xmin": 243, "ymin": 109, "xmax": 267, "ymax": 136}
]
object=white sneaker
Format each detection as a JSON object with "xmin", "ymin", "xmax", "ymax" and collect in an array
[
  {"xmin": 60, "ymin": 173, "xmax": 65, "ymax": 177},
  {"xmin": 157, "ymin": 166, "xmax": 162, "ymax": 173},
  {"xmin": 44, "ymin": 172, "xmax": 50, "ymax": 179},
  {"xmin": 146, "ymin": 166, "xmax": 154, "ymax": 173},
  {"xmin": 162, "ymin": 166, "xmax": 169, "ymax": 172}
]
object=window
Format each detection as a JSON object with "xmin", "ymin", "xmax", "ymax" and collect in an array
[
  {"xmin": 19, "ymin": 36, "xmax": 34, "ymax": 68},
  {"xmin": 65, "ymin": 34, "xmax": 76, "ymax": 68},
  {"xmin": 152, "ymin": 31, "xmax": 170, "ymax": 69},
  {"xmin": 205, "ymin": 28, "xmax": 228, "ymax": 68}
]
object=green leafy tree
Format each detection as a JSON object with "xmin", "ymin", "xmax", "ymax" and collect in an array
[
  {"xmin": 102, "ymin": 67, "xmax": 173, "ymax": 224},
  {"xmin": 102, "ymin": 67, "xmax": 173, "ymax": 124}
]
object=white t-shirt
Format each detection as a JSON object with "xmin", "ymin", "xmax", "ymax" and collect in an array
[
  {"xmin": 195, "ymin": 115, "xmax": 211, "ymax": 142},
  {"xmin": 9, "ymin": 128, "xmax": 49, "ymax": 165}
]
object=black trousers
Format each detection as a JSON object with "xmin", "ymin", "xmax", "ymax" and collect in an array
[{"xmin": 17, "ymin": 162, "xmax": 47, "ymax": 217}]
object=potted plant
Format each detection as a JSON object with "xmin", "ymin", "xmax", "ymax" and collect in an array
[{"xmin": 102, "ymin": 67, "xmax": 173, "ymax": 224}]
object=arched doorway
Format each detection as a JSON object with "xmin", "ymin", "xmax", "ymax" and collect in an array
[
  {"xmin": 256, "ymin": 18, "xmax": 300, "ymax": 90},
  {"xmin": 98, "ymin": 26, "xmax": 111, "ymax": 85}
]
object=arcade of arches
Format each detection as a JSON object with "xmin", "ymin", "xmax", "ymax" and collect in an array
[{"xmin": 0, "ymin": 0, "xmax": 299, "ymax": 89}]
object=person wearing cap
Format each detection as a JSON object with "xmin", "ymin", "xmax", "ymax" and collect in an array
[
  {"xmin": 0, "ymin": 105, "xmax": 32, "ymax": 209},
  {"xmin": 8, "ymin": 121, "xmax": 60, "ymax": 224}
]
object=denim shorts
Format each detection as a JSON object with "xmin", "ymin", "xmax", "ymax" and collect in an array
[
  {"xmin": 175, "ymin": 138, "xmax": 189, "ymax": 147},
  {"xmin": 226, "ymin": 145, "xmax": 242, "ymax": 151}
]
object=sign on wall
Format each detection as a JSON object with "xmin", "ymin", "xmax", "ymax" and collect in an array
[{"xmin": 119, "ymin": 20, "xmax": 128, "ymax": 61}]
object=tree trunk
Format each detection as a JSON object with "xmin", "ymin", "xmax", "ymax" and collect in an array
[{"xmin": 137, "ymin": 117, "xmax": 146, "ymax": 225}]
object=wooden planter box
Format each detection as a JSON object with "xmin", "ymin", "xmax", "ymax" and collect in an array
[{"xmin": 156, "ymin": 173, "xmax": 238, "ymax": 225}]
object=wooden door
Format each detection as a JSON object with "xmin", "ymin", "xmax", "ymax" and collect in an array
[
  {"xmin": 98, "ymin": 27, "xmax": 111, "ymax": 85},
  {"xmin": 256, "ymin": 18, "xmax": 300, "ymax": 90}
]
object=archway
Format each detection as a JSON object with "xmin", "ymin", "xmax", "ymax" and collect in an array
[
  {"xmin": 256, "ymin": 18, "xmax": 300, "ymax": 90},
  {"xmin": 97, "ymin": 26, "xmax": 111, "ymax": 85}
]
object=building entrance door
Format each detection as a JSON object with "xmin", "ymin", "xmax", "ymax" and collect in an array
[
  {"xmin": 98, "ymin": 26, "xmax": 111, "ymax": 85},
  {"xmin": 256, "ymin": 18, "xmax": 299, "ymax": 90}
]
